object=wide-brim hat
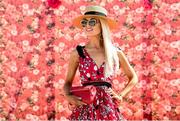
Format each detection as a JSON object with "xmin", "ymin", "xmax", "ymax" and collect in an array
[{"xmin": 72, "ymin": 5, "xmax": 118, "ymax": 30}]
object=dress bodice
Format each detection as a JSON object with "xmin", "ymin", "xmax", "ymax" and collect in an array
[{"xmin": 76, "ymin": 45, "xmax": 112, "ymax": 85}]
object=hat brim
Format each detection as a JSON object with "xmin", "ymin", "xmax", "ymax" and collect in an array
[{"xmin": 72, "ymin": 15, "xmax": 118, "ymax": 30}]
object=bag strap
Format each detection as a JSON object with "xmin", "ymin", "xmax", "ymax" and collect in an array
[{"xmin": 76, "ymin": 45, "xmax": 85, "ymax": 58}]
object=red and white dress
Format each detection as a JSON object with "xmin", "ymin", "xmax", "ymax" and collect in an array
[{"xmin": 68, "ymin": 45, "xmax": 125, "ymax": 121}]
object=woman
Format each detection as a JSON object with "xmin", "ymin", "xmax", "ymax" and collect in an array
[{"xmin": 63, "ymin": 5, "xmax": 138, "ymax": 120}]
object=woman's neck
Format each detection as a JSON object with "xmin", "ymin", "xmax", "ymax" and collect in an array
[{"xmin": 87, "ymin": 34, "xmax": 103, "ymax": 49}]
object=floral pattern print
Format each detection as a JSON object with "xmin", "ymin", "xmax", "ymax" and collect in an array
[{"xmin": 68, "ymin": 46, "xmax": 125, "ymax": 120}]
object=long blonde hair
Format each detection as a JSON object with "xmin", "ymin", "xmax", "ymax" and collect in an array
[{"xmin": 99, "ymin": 18, "xmax": 120, "ymax": 78}]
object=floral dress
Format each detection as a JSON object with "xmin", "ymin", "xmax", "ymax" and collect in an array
[{"xmin": 68, "ymin": 45, "xmax": 125, "ymax": 121}]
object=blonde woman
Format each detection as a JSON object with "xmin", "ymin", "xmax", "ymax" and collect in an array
[{"xmin": 63, "ymin": 5, "xmax": 138, "ymax": 120}]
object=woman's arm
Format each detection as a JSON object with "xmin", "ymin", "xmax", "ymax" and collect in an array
[
  {"xmin": 117, "ymin": 48, "xmax": 138, "ymax": 98},
  {"xmin": 63, "ymin": 49, "xmax": 79, "ymax": 95},
  {"xmin": 63, "ymin": 48, "xmax": 87, "ymax": 106}
]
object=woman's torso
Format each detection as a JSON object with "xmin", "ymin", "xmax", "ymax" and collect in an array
[{"xmin": 76, "ymin": 45, "xmax": 113, "ymax": 85}]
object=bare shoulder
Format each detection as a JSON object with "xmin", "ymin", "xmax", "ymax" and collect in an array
[
  {"xmin": 116, "ymin": 47, "xmax": 127, "ymax": 61},
  {"xmin": 116, "ymin": 48, "xmax": 130, "ymax": 67}
]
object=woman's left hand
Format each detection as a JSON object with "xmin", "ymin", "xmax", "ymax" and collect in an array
[{"xmin": 107, "ymin": 88, "xmax": 123, "ymax": 103}]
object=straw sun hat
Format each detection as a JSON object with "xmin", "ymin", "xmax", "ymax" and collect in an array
[{"xmin": 72, "ymin": 5, "xmax": 118, "ymax": 30}]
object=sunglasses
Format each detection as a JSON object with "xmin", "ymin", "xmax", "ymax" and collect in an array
[{"xmin": 80, "ymin": 18, "xmax": 99, "ymax": 27}]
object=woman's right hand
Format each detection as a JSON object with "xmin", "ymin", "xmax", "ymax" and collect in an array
[{"xmin": 65, "ymin": 94, "xmax": 87, "ymax": 108}]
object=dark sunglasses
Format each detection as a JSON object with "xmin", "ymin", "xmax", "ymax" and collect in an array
[{"xmin": 80, "ymin": 18, "xmax": 99, "ymax": 27}]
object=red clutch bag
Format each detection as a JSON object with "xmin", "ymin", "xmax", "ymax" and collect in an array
[{"xmin": 70, "ymin": 85, "xmax": 97, "ymax": 104}]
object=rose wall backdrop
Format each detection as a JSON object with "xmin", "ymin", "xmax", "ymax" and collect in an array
[{"xmin": 0, "ymin": 0, "xmax": 179, "ymax": 120}]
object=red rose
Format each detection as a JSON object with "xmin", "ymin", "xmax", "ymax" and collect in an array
[
  {"xmin": 47, "ymin": 0, "xmax": 61, "ymax": 9},
  {"xmin": 143, "ymin": 0, "xmax": 152, "ymax": 10}
]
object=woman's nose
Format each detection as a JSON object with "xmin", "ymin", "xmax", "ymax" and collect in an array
[{"xmin": 86, "ymin": 23, "xmax": 91, "ymax": 28}]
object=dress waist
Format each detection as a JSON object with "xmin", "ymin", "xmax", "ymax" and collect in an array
[{"xmin": 82, "ymin": 81, "xmax": 112, "ymax": 88}]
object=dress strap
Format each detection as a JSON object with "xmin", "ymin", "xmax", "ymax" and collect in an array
[
  {"xmin": 115, "ymin": 46, "xmax": 122, "ymax": 52},
  {"xmin": 76, "ymin": 45, "xmax": 85, "ymax": 58},
  {"xmin": 117, "ymin": 47, "xmax": 121, "ymax": 50}
]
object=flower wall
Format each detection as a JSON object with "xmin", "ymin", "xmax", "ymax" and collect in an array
[{"xmin": 0, "ymin": 0, "xmax": 179, "ymax": 120}]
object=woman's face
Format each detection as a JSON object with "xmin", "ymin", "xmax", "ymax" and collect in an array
[{"xmin": 81, "ymin": 17, "xmax": 101, "ymax": 37}]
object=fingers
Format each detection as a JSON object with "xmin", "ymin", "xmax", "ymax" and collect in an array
[
  {"xmin": 69, "ymin": 101, "xmax": 85, "ymax": 108},
  {"xmin": 77, "ymin": 98, "xmax": 87, "ymax": 105},
  {"xmin": 78, "ymin": 101, "xmax": 87, "ymax": 106},
  {"xmin": 74, "ymin": 101, "xmax": 86, "ymax": 107},
  {"xmin": 68, "ymin": 103, "xmax": 76, "ymax": 110},
  {"xmin": 72, "ymin": 96, "xmax": 87, "ymax": 106},
  {"xmin": 107, "ymin": 89, "xmax": 114, "ymax": 96},
  {"xmin": 107, "ymin": 89, "xmax": 122, "ymax": 103},
  {"xmin": 73, "ymin": 95, "xmax": 82, "ymax": 100}
]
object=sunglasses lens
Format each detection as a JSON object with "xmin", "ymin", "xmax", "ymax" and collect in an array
[
  {"xmin": 81, "ymin": 20, "xmax": 87, "ymax": 27},
  {"xmin": 89, "ymin": 20, "xmax": 96, "ymax": 26}
]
